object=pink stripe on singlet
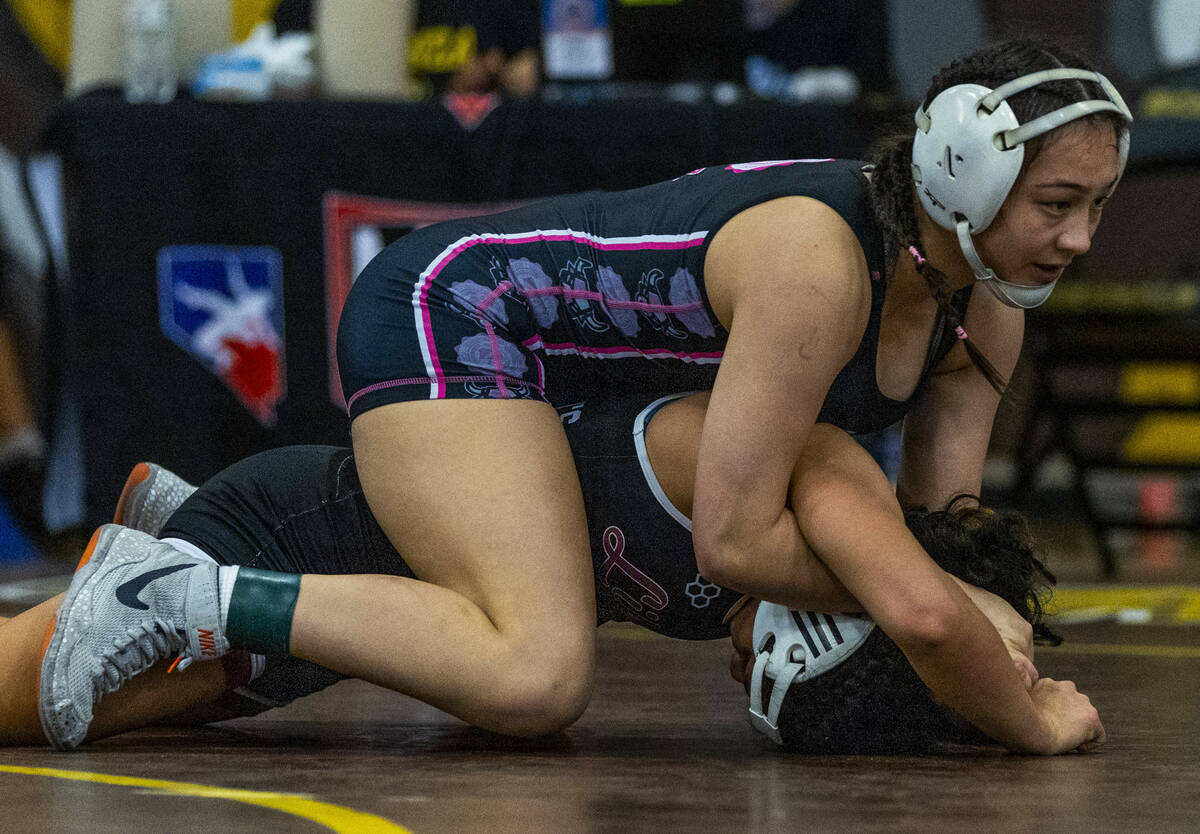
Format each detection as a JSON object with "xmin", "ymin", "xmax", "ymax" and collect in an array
[
  {"xmin": 520, "ymin": 335, "xmax": 723, "ymax": 364},
  {"xmin": 347, "ymin": 374, "xmax": 544, "ymax": 412},
  {"xmin": 478, "ymin": 280, "xmax": 515, "ymax": 396},
  {"xmin": 409, "ymin": 229, "xmax": 710, "ymax": 399},
  {"xmin": 521, "ymin": 286, "xmax": 705, "ymax": 314}
]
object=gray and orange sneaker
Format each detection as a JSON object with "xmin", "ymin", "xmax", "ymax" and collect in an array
[
  {"xmin": 113, "ymin": 462, "xmax": 197, "ymax": 537},
  {"xmin": 39, "ymin": 524, "xmax": 227, "ymax": 750}
]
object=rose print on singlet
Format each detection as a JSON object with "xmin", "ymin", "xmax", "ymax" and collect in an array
[
  {"xmin": 596, "ymin": 266, "xmax": 640, "ymax": 337},
  {"xmin": 506, "ymin": 257, "xmax": 559, "ymax": 328},
  {"xmin": 449, "ymin": 280, "xmax": 510, "ymax": 325},
  {"xmin": 454, "ymin": 333, "xmax": 528, "ymax": 378},
  {"xmin": 667, "ymin": 269, "xmax": 716, "ymax": 338}
]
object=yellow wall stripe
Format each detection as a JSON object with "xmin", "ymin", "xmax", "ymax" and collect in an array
[
  {"xmin": 1122, "ymin": 413, "xmax": 1200, "ymax": 462},
  {"xmin": 1051, "ymin": 585, "xmax": 1200, "ymax": 624},
  {"xmin": 1119, "ymin": 362, "xmax": 1200, "ymax": 405},
  {"xmin": 0, "ymin": 765, "xmax": 410, "ymax": 833},
  {"xmin": 1042, "ymin": 642, "xmax": 1200, "ymax": 659}
]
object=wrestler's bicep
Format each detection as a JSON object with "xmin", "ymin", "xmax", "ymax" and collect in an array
[{"xmin": 694, "ymin": 201, "xmax": 870, "ymax": 553}]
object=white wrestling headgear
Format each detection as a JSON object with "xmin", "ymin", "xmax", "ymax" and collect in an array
[
  {"xmin": 747, "ymin": 603, "xmax": 875, "ymax": 745},
  {"xmin": 911, "ymin": 68, "xmax": 1133, "ymax": 309}
]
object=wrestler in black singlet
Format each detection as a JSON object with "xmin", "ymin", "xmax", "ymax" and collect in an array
[
  {"xmin": 337, "ymin": 159, "xmax": 969, "ymax": 434},
  {"xmin": 164, "ymin": 306, "xmax": 966, "ymax": 715},
  {"xmin": 160, "ymin": 394, "xmax": 737, "ymax": 714}
]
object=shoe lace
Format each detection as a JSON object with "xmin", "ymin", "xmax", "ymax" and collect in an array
[{"xmin": 93, "ymin": 618, "xmax": 187, "ymax": 700}]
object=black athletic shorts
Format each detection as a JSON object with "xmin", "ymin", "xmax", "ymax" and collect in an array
[
  {"xmin": 158, "ymin": 395, "xmax": 740, "ymax": 719},
  {"xmin": 160, "ymin": 445, "xmax": 413, "ymax": 718}
]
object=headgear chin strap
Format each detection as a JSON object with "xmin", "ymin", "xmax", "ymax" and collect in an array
[
  {"xmin": 747, "ymin": 603, "xmax": 875, "ymax": 745},
  {"xmin": 912, "ymin": 67, "xmax": 1133, "ymax": 309},
  {"xmin": 955, "ymin": 221, "xmax": 1058, "ymax": 309}
]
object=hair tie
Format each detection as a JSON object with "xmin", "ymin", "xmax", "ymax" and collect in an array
[
  {"xmin": 955, "ymin": 325, "xmax": 968, "ymax": 341},
  {"xmin": 907, "ymin": 245, "xmax": 926, "ymax": 266}
]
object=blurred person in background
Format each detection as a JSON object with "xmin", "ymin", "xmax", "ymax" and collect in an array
[
  {"xmin": 276, "ymin": 0, "xmax": 541, "ymax": 98},
  {"xmin": 0, "ymin": 0, "xmax": 66, "ymax": 553},
  {"xmin": 743, "ymin": 0, "xmax": 891, "ymax": 105},
  {"xmin": 407, "ymin": 0, "xmax": 540, "ymax": 97}
]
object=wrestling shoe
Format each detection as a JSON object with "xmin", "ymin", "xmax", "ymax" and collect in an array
[
  {"xmin": 113, "ymin": 462, "xmax": 197, "ymax": 537},
  {"xmin": 39, "ymin": 524, "xmax": 228, "ymax": 751}
]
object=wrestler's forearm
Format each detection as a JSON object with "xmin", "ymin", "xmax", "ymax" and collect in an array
[
  {"xmin": 897, "ymin": 578, "xmax": 1103, "ymax": 755},
  {"xmin": 894, "ymin": 580, "xmax": 1055, "ymax": 753},
  {"xmin": 796, "ymin": 472, "xmax": 1094, "ymax": 755},
  {"xmin": 701, "ymin": 511, "xmax": 862, "ymax": 612},
  {"xmin": 726, "ymin": 422, "xmax": 894, "ymax": 611}
]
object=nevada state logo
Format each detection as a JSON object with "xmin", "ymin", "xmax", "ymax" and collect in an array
[{"xmin": 157, "ymin": 245, "xmax": 286, "ymax": 426}]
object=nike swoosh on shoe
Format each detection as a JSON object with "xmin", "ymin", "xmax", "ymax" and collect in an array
[{"xmin": 115, "ymin": 563, "xmax": 197, "ymax": 610}]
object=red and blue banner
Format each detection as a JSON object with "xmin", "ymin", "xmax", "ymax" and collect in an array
[{"xmin": 157, "ymin": 245, "xmax": 286, "ymax": 426}]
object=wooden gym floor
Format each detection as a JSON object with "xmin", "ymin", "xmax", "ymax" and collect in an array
[{"xmin": 0, "ymin": 534, "xmax": 1196, "ymax": 833}]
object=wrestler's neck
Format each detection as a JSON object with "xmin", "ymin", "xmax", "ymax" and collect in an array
[{"xmin": 886, "ymin": 201, "xmax": 977, "ymax": 310}]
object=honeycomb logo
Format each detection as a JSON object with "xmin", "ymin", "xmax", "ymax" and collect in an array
[{"xmin": 685, "ymin": 574, "xmax": 722, "ymax": 608}]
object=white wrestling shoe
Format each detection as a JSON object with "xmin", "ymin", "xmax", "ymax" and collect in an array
[
  {"xmin": 113, "ymin": 462, "xmax": 197, "ymax": 537},
  {"xmin": 39, "ymin": 524, "xmax": 229, "ymax": 751}
]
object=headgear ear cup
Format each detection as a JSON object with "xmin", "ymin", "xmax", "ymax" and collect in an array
[
  {"xmin": 912, "ymin": 83, "xmax": 1025, "ymax": 234},
  {"xmin": 910, "ymin": 68, "xmax": 1134, "ymax": 309},
  {"xmin": 747, "ymin": 603, "xmax": 875, "ymax": 745}
]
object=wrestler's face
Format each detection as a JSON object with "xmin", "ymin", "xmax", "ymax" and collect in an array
[
  {"xmin": 973, "ymin": 120, "xmax": 1123, "ymax": 289},
  {"xmin": 728, "ymin": 599, "xmax": 760, "ymax": 693}
]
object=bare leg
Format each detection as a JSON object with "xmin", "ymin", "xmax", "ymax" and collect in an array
[
  {"xmin": 0, "ymin": 594, "xmax": 227, "ymax": 745},
  {"xmin": 289, "ymin": 399, "xmax": 596, "ymax": 736}
]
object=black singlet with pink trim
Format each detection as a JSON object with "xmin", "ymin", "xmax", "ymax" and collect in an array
[
  {"xmin": 160, "ymin": 393, "xmax": 736, "ymax": 715},
  {"xmin": 336, "ymin": 158, "xmax": 962, "ymax": 435}
]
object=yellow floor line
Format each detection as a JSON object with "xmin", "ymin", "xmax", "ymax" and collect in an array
[
  {"xmin": 0, "ymin": 765, "xmax": 411, "ymax": 833},
  {"xmin": 1042, "ymin": 642, "xmax": 1200, "ymax": 659},
  {"xmin": 1051, "ymin": 585, "xmax": 1200, "ymax": 625}
]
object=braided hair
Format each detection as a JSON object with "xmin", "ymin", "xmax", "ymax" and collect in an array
[
  {"xmin": 773, "ymin": 497, "xmax": 1058, "ymax": 754},
  {"xmin": 867, "ymin": 38, "xmax": 1129, "ymax": 394}
]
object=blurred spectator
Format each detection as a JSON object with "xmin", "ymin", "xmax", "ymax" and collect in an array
[
  {"xmin": 1149, "ymin": 0, "xmax": 1200, "ymax": 73},
  {"xmin": 0, "ymin": 314, "xmax": 46, "ymax": 550},
  {"xmin": 1107, "ymin": 0, "xmax": 1200, "ymax": 89},
  {"xmin": 1, "ymin": 1, "xmax": 64, "ymax": 154},
  {"xmin": 409, "ymin": 1, "xmax": 539, "ymax": 97},
  {"xmin": 744, "ymin": 0, "xmax": 891, "ymax": 104},
  {"xmin": 0, "ymin": 1, "xmax": 61, "ymax": 550},
  {"xmin": 277, "ymin": 0, "xmax": 540, "ymax": 98}
]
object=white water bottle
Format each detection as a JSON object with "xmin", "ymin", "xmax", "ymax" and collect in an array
[{"xmin": 124, "ymin": 0, "xmax": 178, "ymax": 103}]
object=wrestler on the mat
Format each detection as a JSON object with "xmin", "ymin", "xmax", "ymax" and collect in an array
[{"xmin": 0, "ymin": 392, "xmax": 1086, "ymax": 753}]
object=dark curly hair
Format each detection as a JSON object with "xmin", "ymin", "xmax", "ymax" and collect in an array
[
  {"xmin": 867, "ymin": 38, "xmax": 1129, "ymax": 395},
  {"xmin": 773, "ymin": 496, "xmax": 1058, "ymax": 754}
]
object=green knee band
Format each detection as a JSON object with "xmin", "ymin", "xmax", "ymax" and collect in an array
[{"xmin": 225, "ymin": 568, "xmax": 302, "ymax": 656}]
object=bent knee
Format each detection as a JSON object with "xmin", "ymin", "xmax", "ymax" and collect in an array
[
  {"xmin": 482, "ymin": 643, "xmax": 594, "ymax": 736},
  {"xmin": 500, "ymin": 678, "xmax": 593, "ymax": 737}
]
